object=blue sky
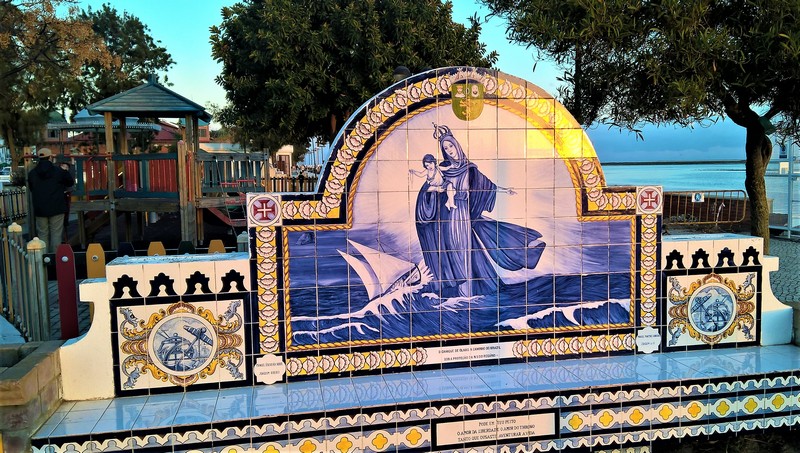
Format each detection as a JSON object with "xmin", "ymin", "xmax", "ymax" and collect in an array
[{"xmin": 72, "ymin": 0, "xmax": 746, "ymax": 163}]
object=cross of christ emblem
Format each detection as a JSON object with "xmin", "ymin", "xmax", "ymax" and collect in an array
[
  {"xmin": 638, "ymin": 188, "xmax": 661, "ymax": 212},
  {"xmin": 252, "ymin": 198, "xmax": 278, "ymax": 222}
]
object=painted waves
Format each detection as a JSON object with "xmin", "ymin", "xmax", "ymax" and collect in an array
[{"xmin": 287, "ymin": 229, "xmax": 632, "ymax": 347}]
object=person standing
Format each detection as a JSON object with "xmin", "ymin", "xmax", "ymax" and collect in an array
[{"xmin": 28, "ymin": 148, "xmax": 74, "ymax": 254}]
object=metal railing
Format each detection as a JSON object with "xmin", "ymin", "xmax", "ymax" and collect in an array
[
  {"xmin": 662, "ymin": 190, "xmax": 748, "ymax": 229},
  {"xmin": 765, "ymin": 153, "xmax": 800, "ymax": 238},
  {"xmin": 0, "ymin": 223, "xmax": 49, "ymax": 341},
  {"xmin": 0, "ymin": 187, "xmax": 28, "ymax": 226}
]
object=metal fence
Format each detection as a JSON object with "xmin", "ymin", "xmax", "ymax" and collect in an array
[
  {"xmin": 662, "ymin": 190, "xmax": 748, "ymax": 229},
  {"xmin": 0, "ymin": 186, "xmax": 49, "ymax": 341},
  {"xmin": 765, "ymin": 147, "xmax": 800, "ymax": 238},
  {"xmin": 0, "ymin": 187, "xmax": 28, "ymax": 226}
]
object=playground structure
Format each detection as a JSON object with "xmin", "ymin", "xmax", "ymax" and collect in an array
[
  {"xmin": 21, "ymin": 67, "xmax": 798, "ymax": 452},
  {"xmin": 29, "ymin": 77, "xmax": 317, "ymax": 250},
  {"xmin": 52, "ymin": 147, "xmax": 317, "ymax": 248}
]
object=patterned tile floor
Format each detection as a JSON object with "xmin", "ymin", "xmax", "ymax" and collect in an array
[{"xmin": 33, "ymin": 344, "xmax": 800, "ymax": 443}]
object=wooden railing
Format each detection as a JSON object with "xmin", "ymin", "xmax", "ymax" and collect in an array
[
  {"xmin": 0, "ymin": 223, "xmax": 50, "ymax": 341},
  {"xmin": 71, "ymin": 153, "xmax": 181, "ymax": 198},
  {"xmin": 68, "ymin": 151, "xmax": 318, "ymax": 199},
  {"xmin": 19, "ymin": 150, "xmax": 321, "ymax": 247},
  {"xmin": 194, "ymin": 151, "xmax": 319, "ymax": 196}
]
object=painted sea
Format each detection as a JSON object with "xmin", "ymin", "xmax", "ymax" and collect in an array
[{"xmin": 287, "ymin": 228, "xmax": 633, "ymax": 347}]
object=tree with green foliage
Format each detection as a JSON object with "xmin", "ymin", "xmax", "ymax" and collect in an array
[
  {"xmin": 483, "ymin": 0, "xmax": 800, "ymax": 252},
  {"xmin": 210, "ymin": 0, "xmax": 498, "ymax": 155},
  {"xmin": 67, "ymin": 3, "xmax": 175, "ymax": 114},
  {"xmin": 0, "ymin": 0, "xmax": 111, "ymax": 167}
]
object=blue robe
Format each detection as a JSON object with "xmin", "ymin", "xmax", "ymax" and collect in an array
[{"xmin": 415, "ymin": 161, "xmax": 545, "ymax": 296}]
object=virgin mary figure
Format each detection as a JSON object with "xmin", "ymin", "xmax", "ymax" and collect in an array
[{"xmin": 415, "ymin": 124, "xmax": 546, "ymax": 297}]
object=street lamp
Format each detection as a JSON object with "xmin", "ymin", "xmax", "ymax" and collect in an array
[{"xmin": 393, "ymin": 66, "xmax": 412, "ymax": 83}]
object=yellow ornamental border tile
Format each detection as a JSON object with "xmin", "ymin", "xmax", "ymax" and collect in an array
[
  {"xmin": 598, "ymin": 410, "xmax": 616, "ymax": 428},
  {"xmin": 285, "ymin": 349, "xmax": 420, "ymax": 377},
  {"xmin": 401, "ymin": 427, "xmax": 426, "ymax": 447},
  {"xmin": 628, "ymin": 407, "xmax": 646, "ymax": 425},
  {"xmin": 566, "ymin": 413, "xmax": 585, "ymax": 431},
  {"xmin": 715, "ymin": 399, "xmax": 732, "ymax": 417},
  {"xmin": 685, "ymin": 401, "xmax": 705, "ymax": 419},
  {"xmin": 367, "ymin": 430, "xmax": 394, "ymax": 451},
  {"xmin": 743, "ymin": 397, "xmax": 761, "ymax": 414},
  {"xmin": 332, "ymin": 434, "xmax": 357, "ymax": 453},
  {"xmin": 657, "ymin": 403, "xmax": 676, "ymax": 421},
  {"xmin": 298, "ymin": 438, "xmax": 320, "ymax": 453},
  {"xmin": 771, "ymin": 393, "xmax": 787, "ymax": 410}
]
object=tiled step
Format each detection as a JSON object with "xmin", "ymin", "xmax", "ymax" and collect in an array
[{"xmin": 32, "ymin": 344, "xmax": 800, "ymax": 452}]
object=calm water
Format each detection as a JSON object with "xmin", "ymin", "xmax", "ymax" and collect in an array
[
  {"xmin": 601, "ymin": 161, "xmax": 800, "ymax": 225},
  {"xmin": 602, "ymin": 162, "xmax": 746, "ymax": 191}
]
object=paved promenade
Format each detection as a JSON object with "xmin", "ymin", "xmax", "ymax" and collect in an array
[{"xmin": 769, "ymin": 237, "xmax": 800, "ymax": 304}]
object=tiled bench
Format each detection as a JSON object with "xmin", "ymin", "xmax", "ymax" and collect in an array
[{"xmin": 33, "ymin": 345, "xmax": 800, "ymax": 452}]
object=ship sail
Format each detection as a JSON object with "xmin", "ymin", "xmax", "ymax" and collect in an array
[
  {"xmin": 337, "ymin": 239, "xmax": 417, "ymax": 300},
  {"xmin": 338, "ymin": 250, "xmax": 383, "ymax": 300}
]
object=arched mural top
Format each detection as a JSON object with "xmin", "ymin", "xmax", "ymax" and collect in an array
[
  {"xmin": 274, "ymin": 66, "xmax": 632, "ymax": 227},
  {"xmin": 247, "ymin": 67, "xmax": 650, "ymax": 369}
]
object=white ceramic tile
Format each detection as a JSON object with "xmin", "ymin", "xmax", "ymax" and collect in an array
[
  {"xmin": 351, "ymin": 375, "xmax": 395, "ymax": 407},
  {"xmin": 251, "ymin": 384, "xmax": 289, "ymax": 417},
  {"xmin": 213, "ymin": 387, "xmax": 252, "ymax": 422},
  {"xmin": 686, "ymin": 239, "xmax": 715, "ymax": 268},
  {"xmin": 106, "ymin": 261, "xmax": 145, "ymax": 299},
  {"xmin": 178, "ymin": 259, "xmax": 216, "ymax": 296},
  {"xmin": 414, "ymin": 370, "xmax": 461, "ymax": 400},
  {"xmin": 712, "ymin": 237, "xmax": 740, "ymax": 266},
  {"xmin": 662, "ymin": 238, "xmax": 690, "ymax": 270},
  {"xmin": 383, "ymin": 373, "xmax": 426, "ymax": 404},
  {"xmin": 70, "ymin": 399, "xmax": 112, "ymax": 412},
  {"xmin": 141, "ymin": 261, "xmax": 181, "ymax": 298},
  {"xmin": 739, "ymin": 235, "xmax": 763, "ymax": 257},
  {"xmin": 214, "ymin": 257, "xmax": 251, "ymax": 293},
  {"xmin": 442, "ymin": 367, "xmax": 492, "ymax": 397},
  {"xmin": 321, "ymin": 377, "xmax": 361, "ymax": 411},
  {"xmin": 471, "ymin": 365, "xmax": 526, "ymax": 394}
]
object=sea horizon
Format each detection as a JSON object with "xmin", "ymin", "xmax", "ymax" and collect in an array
[{"xmin": 601, "ymin": 159, "xmax": 746, "ymax": 166}]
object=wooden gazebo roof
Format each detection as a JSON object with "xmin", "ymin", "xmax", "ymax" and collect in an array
[
  {"xmin": 82, "ymin": 75, "xmax": 211, "ymax": 248},
  {"xmin": 87, "ymin": 75, "xmax": 211, "ymax": 122}
]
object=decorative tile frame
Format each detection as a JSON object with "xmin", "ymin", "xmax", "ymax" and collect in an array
[
  {"xmin": 660, "ymin": 235, "xmax": 762, "ymax": 350},
  {"xmin": 41, "ymin": 66, "xmax": 789, "ymax": 453},
  {"xmin": 91, "ymin": 68, "xmax": 766, "ymax": 391},
  {"xmin": 108, "ymin": 254, "xmax": 252, "ymax": 394}
]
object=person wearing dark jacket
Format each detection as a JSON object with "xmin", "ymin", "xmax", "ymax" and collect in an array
[{"xmin": 28, "ymin": 148, "xmax": 74, "ymax": 253}]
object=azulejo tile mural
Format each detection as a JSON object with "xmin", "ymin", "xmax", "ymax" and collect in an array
[
  {"xmin": 41, "ymin": 66, "xmax": 793, "ymax": 452},
  {"xmin": 248, "ymin": 67, "xmax": 648, "ymax": 377}
]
